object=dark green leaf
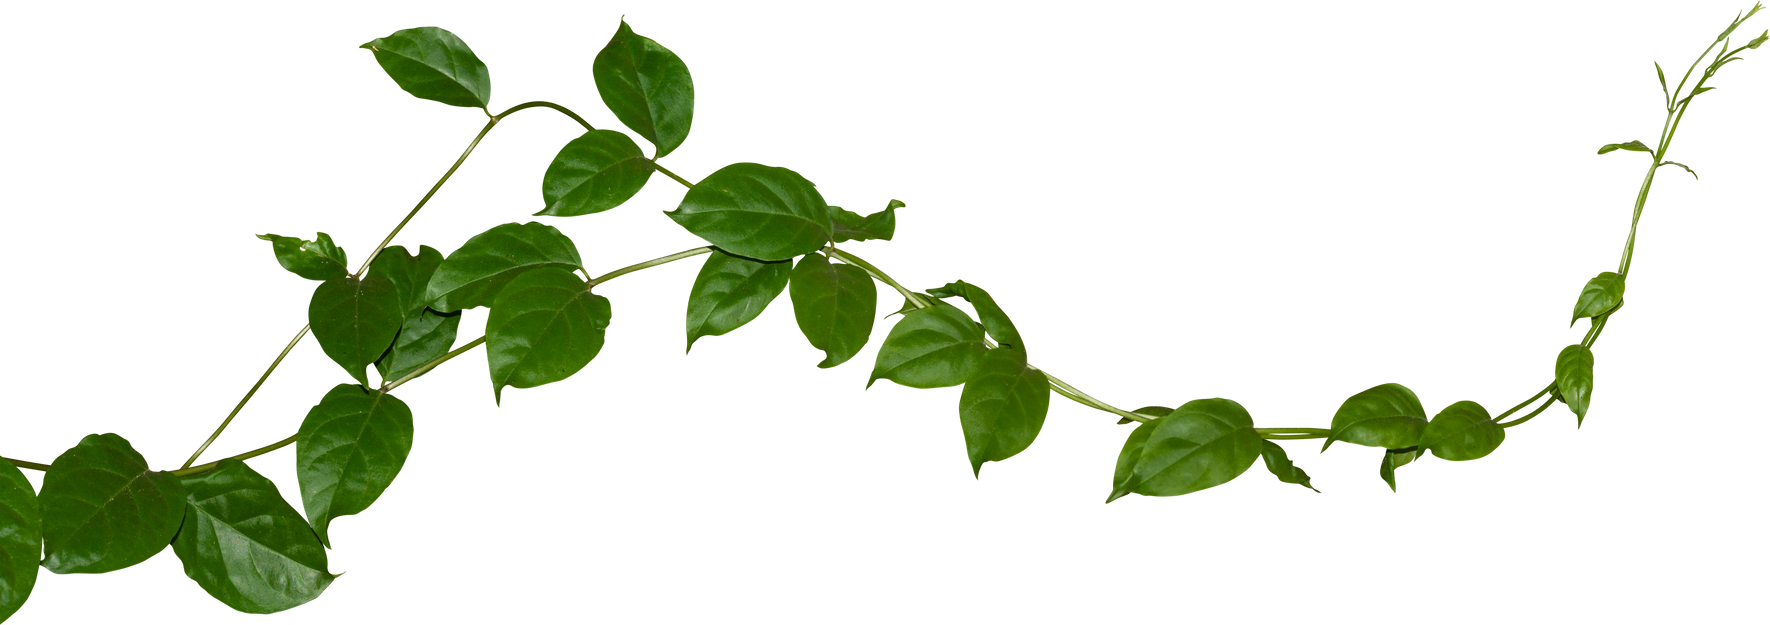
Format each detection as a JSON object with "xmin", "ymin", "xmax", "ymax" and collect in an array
[
  {"xmin": 1421, "ymin": 401, "xmax": 1504, "ymax": 461},
  {"xmin": 1571, "ymin": 271, "xmax": 1625, "ymax": 326},
  {"xmin": 594, "ymin": 20, "xmax": 694, "ymax": 158},
  {"xmin": 1597, "ymin": 140, "xmax": 1652, "ymax": 154},
  {"xmin": 309, "ymin": 275, "xmax": 404, "ymax": 387},
  {"xmin": 789, "ymin": 253, "xmax": 877, "ymax": 368},
  {"xmin": 0, "ymin": 459, "xmax": 40, "ymax": 622},
  {"xmin": 366, "ymin": 245, "xmax": 445, "ymax": 317},
  {"xmin": 257, "ymin": 233, "xmax": 347, "ymax": 281},
  {"xmin": 1556, "ymin": 344, "xmax": 1596, "ymax": 425},
  {"xmin": 1120, "ymin": 406, "xmax": 1173, "ymax": 425},
  {"xmin": 538, "ymin": 130, "xmax": 654, "ymax": 217},
  {"xmin": 486, "ymin": 267, "xmax": 611, "ymax": 402},
  {"xmin": 1379, "ymin": 448, "xmax": 1421, "ymax": 492},
  {"xmin": 361, "ymin": 27, "xmax": 490, "ymax": 109},
  {"xmin": 1658, "ymin": 161, "xmax": 1698, "ymax": 179},
  {"xmin": 1119, "ymin": 398, "xmax": 1262, "ymax": 499},
  {"xmin": 38, "ymin": 433, "xmax": 186, "ymax": 574},
  {"xmin": 173, "ymin": 460, "xmax": 334, "ymax": 614},
  {"xmin": 1322, "ymin": 383, "xmax": 1428, "ymax": 451},
  {"xmin": 926, "ymin": 280, "xmax": 1024, "ymax": 352},
  {"xmin": 296, "ymin": 385, "xmax": 414, "ymax": 547},
  {"xmin": 665, "ymin": 163, "xmax": 832, "ymax": 261},
  {"xmin": 424, "ymin": 222, "xmax": 585, "ymax": 313},
  {"xmin": 1106, "ymin": 418, "xmax": 1160, "ymax": 503},
  {"xmin": 684, "ymin": 250, "xmax": 791, "ymax": 351},
  {"xmin": 958, "ymin": 348, "xmax": 1050, "ymax": 477},
  {"xmin": 831, "ymin": 199, "xmax": 903, "ymax": 243},
  {"xmin": 375, "ymin": 309, "xmax": 461, "ymax": 384},
  {"xmin": 1259, "ymin": 440, "xmax": 1318, "ymax": 492},
  {"xmin": 868, "ymin": 303, "xmax": 988, "ymax": 389}
]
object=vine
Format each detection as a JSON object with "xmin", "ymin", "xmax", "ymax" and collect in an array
[{"xmin": 0, "ymin": 6, "xmax": 1763, "ymax": 619}]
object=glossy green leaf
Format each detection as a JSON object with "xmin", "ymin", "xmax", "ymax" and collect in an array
[
  {"xmin": 1658, "ymin": 161, "xmax": 1698, "ymax": 179},
  {"xmin": 926, "ymin": 280, "xmax": 1024, "ymax": 351},
  {"xmin": 1120, "ymin": 405, "xmax": 1173, "ymax": 425},
  {"xmin": 1421, "ymin": 401, "xmax": 1504, "ymax": 461},
  {"xmin": 593, "ymin": 20, "xmax": 694, "ymax": 158},
  {"xmin": 296, "ymin": 385, "xmax": 414, "ymax": 547},
  {"xmin": 1556, "ymin": 344, "xmax": 1596, "ymax": 425},
  {"xmin": 538, "ymin": 130, "xmax": 654, "ymax": 217},
  {"xmin": 1322, "ymin": 383, "xmax": 1428, "ymax": 451},
  {"xmin": 366, "ymin": 245, "xmax": 445, "ymax": 317},
  {"xmin": 831, "ymin": 199, "xmax": 903, "ymax": 243},
  {"xmin": 665, "ymin": 163, "xmax": 832, "ymax": 262},
  {"xmin": 1379, "ymin": 448, "xmax": 1422, "ymax": 492},
  {"xmin": 486, "ymin": 267, "xmax": 611, "ymax": 402},
  {"xmin": 958, "ymin": 348, "xmax": 1050, "ymax": 477},
  {"xmin": 1107, "ymin": 418, "xmax": 1160, "ymax": 503},
  {"xmin": 869, "ymin": 303, "xmax": 988, "ymax": 389},
  {"xmin": 1597, "ymin": 140, "xmax": 1652, "ymax": 154},
  {"xmin": 1259, "ymin": 440, "xmax": 1318, "ymax": 492},
  {"xmin": 788, "ymin": 253, "xmax": 877, "ymax": 368},
  {"xmin": 0, "ymin": 459, "xmax": 40, "ymax": 622},
  {"xmin": 173, "ymin": 460, "xmax": 334, "ymax": 614},
  {"xmin": 425, "ymin": 222, "xmax": 585, "ymax": 313},
  {"xmin": 684, "ymin": 250, "xmax": 791, "ymax": 351},
  {"xmin": 361, "ymin": 27, "xmax": 490, "ymax": 109},
  {"xmin": 1571, "ymin": 271, "xmax": 1625, "ymax": 326},
  {"xmin": 375, "ymin": 309, "xmax": 461, "ymax": 384},
  {"xmin": 309, "ymin": 275, "xmax": 404, "ymax": 387},
  {"xmin": 1115, "ymin": 398, "xmax": 1262, "ymax": 500},
  {"xmin": 38, "ymin": 433, "xmax": 186, "ymax": 574},
  {"xmin": 257, "ymin": 233, "xmax": 347, "ymax": 281}
]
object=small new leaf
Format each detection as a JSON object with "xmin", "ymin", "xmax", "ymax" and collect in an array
[
  {"xmin": 666, "ymin": 163, "xmax": 832, "ymax": 261},
  {"xmin": 1555, "ymin": 345, "xmax": 1596, "ymax": 425},
  {"xmin": 593, "ymin": 20, "xmax": 694, "ymax": 158},
  {"xmin": 296, "ymin": 385, "xmax": 415, "ymax": 547},
  {"xmin": 958, "ymin": 348, "xmax": 1050, "ymax": 477},
  {"xmin": 361, "ymin": 27, "xmax": 491, "ymax": 109},
  {"xmin": 869, "ymin": 303, "xmax": 988, "ymax": 389},
  {"xmin": 538, "ymin": 130, "xmax": 655, "ymax": 217},
  {"xmin": 38, "ymin": 434, "xmax": 187, "ymax": 574},
  {"xmin": 1322, "ymin": 383, "xmax": 1428, "ymax": 451},
  {"xmin": 0, "ymin": 459, "xmax": 40, "ymax": 622},
  {"xmin": 486, "ymin": 267, "xmax": 612, "ymax": 402},
  {"xmin": 789, "ymin": 253, "xmax": 877, "ymax": 368},
  {"xmin": 926, "ymin": 280, "xmax": 1025, "ymax": 352},
  {"xmin": 257, "ymin": 233, "xmax": 348, "ymax": 281},
  {"xmin": 1420, "ymin": 401, "xmax": 1504, "ymax": 461},
  {"xmin": 1259, "ymin": 440, "xmax": 1318, "ymax": 492},
  {"xmin": 1596, "ymin": 140, "xmax": 1652, "ymax": 155},
  {"xmin": 1379, "ymin": 447, "xmax": 1421, "ymax": 492},
  {"xmin": 173, "ymin": 460, "xmax": 335, "ymax": 614},
  {"xmin": 1658, "ymin": 161, "xmax": 1698, "ymax": 179},
  {"xmin": 684, "ymin": 250, "xmax": 791, "ymax": 351},
  {"xmin": 831, "ymin": 199, "xmax": 903, "ymax": 243},
  {"xmin": 1571, "ymin": 271, "xmax": 1625, "ymax": 326}
]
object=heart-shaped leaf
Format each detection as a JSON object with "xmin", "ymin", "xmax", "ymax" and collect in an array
[
  {"xmin": 39, "ymin": 433, "xmax": 186, "ymax": 574},
  {"xmin": 309, "ymin": 275, "xmax": 404, "ymax": 387},
  {"xmin": 1597, "ymin": 140, "xmax": 1652, "ymax": 154},
  {"xmin": 257, "ymin": 233, "xmax": 347, "ymax": 281},
  {"xmin": 375, "ymin": 309, "xmax": 461, "ymax": 384},
  {"xmin": 361, "ymin": 27, "xmax": 491, "ymax": 109},
  {"xmin": 1116, "ymin": 398, "xmax": 1262, "ymax": 499},
  {"xmin": 1322, "ymin": 383, "xmax": 1428, "ymax": 451},
  {"xmin": 425, "ymin": 222, "xmax": 585, "ymax": 313},
  {"xmin": 1379, "ymin": 448, "xmax": 1422, "ymax": 492},
  {"xmin": 1556, "ymin": 345, "xmax": 1596, "ymax": 425},
  {"xmin": 1107, "ymin": 417, "xmax": 1162, "ymax": 502},
  {"xmin": 1571, "ymin": 271, "xmax": 1625, "ymax": 326},
  {"xmin": 1421, "ymin": 401, "xmax": 1504, "ymax": 461},
  {"xmin": 172, "ymin": 460, "xmax": 335, "ymax": 614},
  {"xmin": 831, "ymin": 199, "xmax": 903, "ymax": 243},
  {"xmin": 869, "ymin": 303, "xmax": 988, "ymax": 389},
  {"xmin": 593, "ymin": 20, "xmax": 694, "ymax": 158},
  {"xmin": 486, "ymin": 267, "xmax": 612, "ymax": 402},
  {"xmin": 296, "ymin": 385, "xmax": 415, "ymax": 547},
  {"xmin": 0, "ymin": 459, "xmax": 41, "ymax": 622},
  {"xmin": 788, "ymin": 253, "xmax": 877, "ymax": 368},
  {"xmin": 665, "ymin": 163, "xmax": 832, "ymax": 262},
  {"xmin": 1259, "ymin": 440, "xmax": 1318, "ymax": 492},
  {"xmin": 538, "ymin": 130, "xmax": 655, "ymax": 217},
  {"xmin": 958, "ymin": 348, "xmax": 1050, "ymax": 476},
  {"xmin": 366, "ymin": 245, "xmax": 445, "ymax": 317},
  {"xmin": 684, "ymin": 250, "xmax": 791, "ymax": 351},
  {"xmin": 926, "ymin": 280, "xmax": 1025, "ymax": 352}
]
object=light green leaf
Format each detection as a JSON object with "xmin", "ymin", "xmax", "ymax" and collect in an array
[
  {"xmin": 869, "ymin": 303, "xmax": 988, "ymax": 389},
  {"xmin": 665, "ymin": 163, "xmax": 832, "ymax": 262},
  {"xmin": 486, "ymin": 267, "xmax": 612, "ymax": 402},
  {"xmin": 1657, "ymin": 161, "xmax": 1698, "ymax": 179},
  {"xmin": 1678, "ymin": 86, "xmax": 1716, "ymax": 106},
  {"xmin": 789, "ymin": 253, "xmax": 877, "ymax": 368},
  {"xmin": 38, "ymin": 434, "xmax": 186, "ymax": 574},
  {"xmin": 257, "ymin": 233, "xmax": 347, "ymax": 281},
  {"xmin": 1571, "ymin": 271, "xmax": 1625, "ymax": 326},
  {"xmin": 684, "ymin": 250, "xmax": 791, "ymax": 351},
  {"xmin": 1322, "ymin": 383, "xmax": 1427, "ymax": 451},
  {"xmin": 593, "ymin": 20, "xmax": 694, "ymax": 158},
  {"xmin": 538, "ymin": 130, "xmax": 654, "ymax": 217},
  {"xmin": 1120, "ymin": 398, "xmax": 1262, "ymax": 499},
  {"xmin": 361, "ymin": 27, "xmax": 491, "ymax": 109},
  {"xmin": 1655, "ymin": 61, "xmax": 1668, "ymax": 105},
  {"xmin": 1421, "ymin": 401, "xmax": 1504, "ymax": 461},
  {"xmin": 958, "ymin": 348, "xmax": 1050, "ymax": 477},
  {"xmin": 366, "ymin": 245, "xmax": 445, "ymax": 317},
  {"xmin": 1379, "ymin": 447, "xmax": 1422, "ymax": 492},
  {"xmin": 831, "ymin": 199, "xmax": 903, "ymax": 243},
  {"xmin": 1597, "ymin": 140, "xmax": 1652, "ymax": 154},
  {"xmin": 309, "ymin": 275, "xmax": 404, "ymax": 387},
  {"xmin": 296, "ymin": 385, "xmax": 414, "ymax": 547},
  {"xmin": 926, "ymin": 280, "xmax": 1025, "ymax": 352},
  {"xmin": 173, "ymin": 460, "xmax": 335, "ymax": 614},
  {"xmin": 375, "ymin": 309, "xmax": 461, "ymax": 384},
  {"xmin": 0, "ymin": 459, "xmax": 40, "ymax": 622},
  {"xmin": 1556, "ymin": 344, "xmax": 1596, "ymax": 425},
  {"xmin": 1107, "ymin": 417, "xmax": 1161, "ymax": 503},
  {"xmin": 425, "ymin": 222, "xmax": 585, "ymax": 313},
  {"xmin": 1259, "ymin": 440, "xmax": 1318, "ymax": 492}
]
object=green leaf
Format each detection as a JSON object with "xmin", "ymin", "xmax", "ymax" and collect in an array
[
  {"xmin": 309, "ymin": 275, "xmax": 404, "ymax": 387},
  {"xmin": 366, "ymin": 245, "xmax": 445, "ymax": 317},
  {"xmin": 788, "ymin": 253, "xmax": 877, "ymax": 368},
  {"xmin": 38, "ymin": 433, "xmax": 186, "ymax": 574},
  {"xmin": 1555, "ymin": 344, "xmax": 1596, "ymax": 425},
  {"xmin": 375, "ymin": 309, "xmax": 461, "ymax": 384},
  {"xmin": 486, "ymin": 267, "xmax": 612, "ymax": 402},
  {"xmin": 1120, "ymin": 398, "xmax": 1262, "ymax": 499},
  {"xmin": 425, "ymin": 222, "xmax": 585, "ymax": 313},
  {"xmin": 1259, "ymin": 440, "xmax": 1318, "ymax": 492},
  {"xmin": 869, "ymin": 303, "xmax": 988, "ymax": 389},
  {"xmin": 173, "ymin": 460, "xmax": 335, "ymax": 614},
  {"xmin": 361, "ymin": 27, "xmax": 491, "ymax": 109},
  {"xmin": 1119, "ymin": 405, "xmax": 1173, "ymax": 425},
  {"xmin": 1571, "ymin": 271, "xmax": 1625, "ymax": 326},
  {"xmin": 1658, "ymin": 161, "xmax": 1698, "ymax": 179},
  {"xmin": 665, "ymin": 163, "xmax": 832, "ymax": 262},
  {"xmin": 1421, "ymin": 401, "xmax": 1504, "ymax": 461},
  {"xmin": 296, "ymin": 385, "xmax": 414, "ymax": 547},
  {"xmin": 538, "ymin": 130, "xmax": 654, "ymax": 217},
  {"xmin": 593, "ymin": 20, "xmax": 694, "ymax": 158},
  {"xmin": 1106, "ymin": 417, "xmax": 1160, "ymax": 503},
  {"xmin": 1379, "ymin": 448, "xmax": 1422, "ymax": 492},
  {"xmin": 1677, "ymin": 87, "xmax": 1716, "ymax": 107},
  {"xmin": 1597, "ymin": 140, "xmax": 1652, "ymax": 155},
  {"xmin": 257, "ymin": 233, "xmax": 347, "ymax": 281},
  {"xmin": 926, "ymin": 280, "xmax": 1025, "ymax": 352},
  {"xmin": 684, "ymin": 250, "xmax": 791, "ymax": 351},
  {"xmin": 958, "ymin": 348, "xmax": 1050, "ymax": 477},
  {"xmin": 831, "ymin": 199, "xmax": 903, "ymax": 243},
  {"xmin": 1655, "ymin": 61, "xmax": 1668, "ymax": 104},
  {"xmin": 0, "ymin": 459, "xmax": 40, "ymax": 622},
  {"xmin": 1322, "ymin": 383, "xmax": 1428, "ymax": 451}
]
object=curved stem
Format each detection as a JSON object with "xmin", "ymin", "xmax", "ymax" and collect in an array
[
  {"xmin": 180, "ymin": 325, "xmax": 310, "ymax": 469},
  {"xmin": 493, "ymin": 100, "xmax": 595, "ymax": 130},
  {"xmin": 589, "ymin": 247, "xmax": 712, "ymax": 286},
  {"xmin": 1494, "ymin": 383, "xmax": 1556, "ymax": 422},
  {"xmin": 172, "ymin": 434, "xmax": 298, "ymax": 478},
  {"xmin": 383, "ymin": 336, "xmax": 487, "ymax": 392},
  {"xmin": 1497, "ymin": 396, "xmax": 1557, "ymax": 429}
]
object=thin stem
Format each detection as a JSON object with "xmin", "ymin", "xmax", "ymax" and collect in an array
[
  {"xmin": 1256, "ymin": 428, "xmax": 1331, "ymax": 435},
  {"xmin": 172, "ymin": 434, "xmax": 298, "ymax": 478},
  {"xmin": 2, "ymin": 457, "xmax": 51, "ymax": 472},
  {"xmin": 180, "ymin": 325, "xmax": 310, "ymax": 469},
  {"xmin": 1497, "ymin": 396, "xmax": 1557, "ymax": 429},
  {"xmin": 651, "ymin": 160, "xmax": 694, "ymax": 188},
  {"xmin": 355, "ymin": 117, "xmax": 500, "ymax": 275},
  {"xmin": 383, "ymin": 336, "xmax": 487, "ymax": 391},
  {"xmin": 827, "ymin": 248, "xmax": 928, "ymax": 308},
  {"xmin": 1494, "ymin": 383, "xmax": 1556, "ymax": 422},
  {"xmin": 493, "ymin": 101, "xmax": 595, "ymax": 130},
  {"xmin": 589, "ymin": 247, "xmax": 713, "ymax": 286}
]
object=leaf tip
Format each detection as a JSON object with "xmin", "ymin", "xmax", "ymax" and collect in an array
[{"xmin": 1105, "ymin": 488, "xmax": 1131, "ymax": 504}]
